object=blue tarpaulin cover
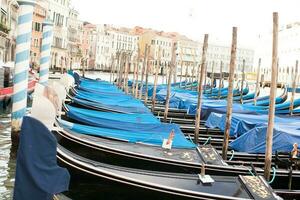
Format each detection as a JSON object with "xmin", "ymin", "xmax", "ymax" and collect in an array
[
  {"xmin": 13, "ymin": 117, "xmax": 70, "ymax": 200},
  {"xmin": 66, "ymin": 105, "xmax": 160, "ymax": 128},
  {"xmin": 59, "ymin": 119, "xmax": 196, "ymax": 149},
  {"xmin": 205, "ymin": 112, "xmax": 300, "ymax": 137},
  {"xmin": 230, "ymin": 124, "xmax": 300, "ymax": 153}
]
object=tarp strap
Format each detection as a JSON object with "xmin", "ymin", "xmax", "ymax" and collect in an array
[
  {"xmin": 203, "ymin": 136, "xmax": 211, "ymax": 145},
  {"xmin": 268, "ymin": 167, "xmax": 277, "ymax": 184},
  {"xmin": 229, "ymin": 150, "xmax": 235, "ymax": 161}
]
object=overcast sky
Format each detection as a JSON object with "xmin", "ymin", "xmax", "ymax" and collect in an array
[{"xmin": 71, "ymin": 0, "xmax": 300, "ymax": 48}]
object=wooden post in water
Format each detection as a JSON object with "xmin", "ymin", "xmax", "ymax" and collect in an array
[
  {"xmin": 139, "ymin": 45, "xmax": 148, "ymax": 99},
  {"xmin": 210, "ymin": 61, "xmax": 215, "ymax": 93},
  {"xmin": 124, "ymin": 52, "xmax": 131, "ymax": 94},
  {"xmin": 218, "ymin": 61, "xmax": 223, "ymax": 99},
  {"xmin": 184, "ymin": 62, "xmax": 189, "ymax": 88},
  {"xmin": 264, "ymin": 12, "xmax": 278, "ymax": 180},
  {"xmin": 179, "ymin": 50, "xmax": 183, "ymax": 87},
  {"xmin": 144, "ymin": 47, "xmax": 151, "ymax": 103},
  {"xmin": 134, "ymin": 50, "xmax": 140, "ymax": 98},
  {"xmin": 203, "ymin": 63, "xmax": 208, "ymax": 91},
  {"xmin": 151, "ymin": 47, "xmax": 161, "ymax": 112},
  {"xmin": 117, "ymin": 52, "xmax": 124, "ymax": 87},
  {"xmin": 290, "ymin": 60, "xmax": 298, "ymax": 114},
  {"xmin": 191, "ymin": 49, "xmax": 197, "ymax": 90},
  {"xmin": 240, "ymin": 59, "xmax": 245, "ymax": 103},
  {"xmin": 194, "ymin": 34, "xmax": 209, "ymax": 144},
  {"xmin": 133, "ymin": 48, "xmax": 140, "ymax": 95},
  {"xmin": 222, "ymin": 27, "xmax": 238, "ymax": 160},
  {"xmin": 254, "ymin": 58, "xmax": 261, "ymax": 105},
  {"xmin": 163, "ymin": 43, "xmax": 177, "ymax": 122},
  {"xmin": 109, "ymin": 54, "xmax": 114, "ymax": 83}
]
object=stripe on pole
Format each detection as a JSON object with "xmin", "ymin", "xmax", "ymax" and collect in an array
[
  {"xmin": 39, "ymin": 20, "xmax": 53, "ymax": 85},
  {"xmin": 11, "ymin": 0, "xmax": 35, "ymax": 132}
]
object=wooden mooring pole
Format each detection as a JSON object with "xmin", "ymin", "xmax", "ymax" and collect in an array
[
  {"xmin": 264, "ymin": 12, "xmax": 278, "ymax": 180},
  {"xmin": 179, "ymin": 50, "xmax": 183, "ymax": 87},
  {"xmin": 191, "ymin": 49, "xmax": 197, "ymax": 90},
  {"xmin": 218, "ymin": 61, "xmax": 223, "ymax": 99},
  {"xmin": 210, "ymin": 61, "xmax": 215, "ymax": 93},
  {"xmin": 139, "ymin": 45, "xmax": 148, "ymax": 99},
  {"xmin": 290, "ymin": 60, "xmax": 298, "ymax": 114},
  {"xmin": 109, "ymin": 54, "xmax": 114, "ymax": 83},
  {"xmin": 240, "ymin": 59, "xmax": 245, "ymax": 103},
  {"xmin": 163, "ymin": 43, "xmax": 177, "ymax": 122},
  {"xmin": 144, "ymin": 47, "xmax": 151, "ymax": 103},
  {"xmin": 194, "ymin": 34, "xmax": 209, "ymax": 144},
  {"xmin": 254, "ymin": 58, "xmax": 261, "ymax": 106},
  {"xmin": 222, "ymin": 27, "xmax": 237, "ymax": 160},
  {"xmin": 151, "ymin": 47, "xmax": 161, "ymax": 112},
  {"xmin": 135, "ymin": 50, "xmax": 140, "ymax": 98},
  {"xmin": 184, "ymin": 62, "xmax": 188, "ymax": 88}
]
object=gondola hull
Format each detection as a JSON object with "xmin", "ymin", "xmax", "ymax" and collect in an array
[
  {"xmin": 53, "ymin": 128, "xmax": 300, "ymax": 190},
  {"xmin": 57, "ymin": 146, "xmax": 278, "ymax": 200}
]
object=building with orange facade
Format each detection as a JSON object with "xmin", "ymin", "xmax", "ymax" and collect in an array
[
  {"xmin": 80, "ymin": 22, "xmax": 97, "ymax": 70},
  {"xmin": 30, "ymin": 3, "xmax": 47, "ymax": 70}
]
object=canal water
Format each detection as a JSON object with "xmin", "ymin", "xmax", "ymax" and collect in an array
[{"xmin": 0, "ymin": 71, "xmax": 295, "ymax": 199}]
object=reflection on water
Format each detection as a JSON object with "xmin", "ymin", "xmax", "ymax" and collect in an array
[{"xmin": 0, "ymin": 111, "xmax": 15, "ymax": 200}]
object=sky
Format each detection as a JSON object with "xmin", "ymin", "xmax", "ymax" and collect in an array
[{"xmin": 71, "ymin": 0, "xmax": 300, "ymax": 48}]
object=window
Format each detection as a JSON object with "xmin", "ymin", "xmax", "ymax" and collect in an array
[{"xmin": 151, "ymin": 40, "xmax": 155, "ymax": 45}]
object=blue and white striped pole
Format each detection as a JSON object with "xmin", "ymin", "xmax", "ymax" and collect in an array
[
  {"xmin": 11, "ymin": 0, "xmax": 36, "ymax": 133},
  {"xmin": 39, "ymin": 20, "xmax": 53, "ymax": 85}
]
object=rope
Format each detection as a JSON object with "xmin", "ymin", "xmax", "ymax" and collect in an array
[
  {"xmin": 248, "ymin": 169, "xmax": 255, "ymax": 177},
  {"xmin": 229, "ymin": 150, "xmax": 234, "ymax": 161},
  {"xmin": 203, "ymin": 136, "xmax": 211, "ymax": 145},
  {"xmin": 268, "ymin": 167, "xmax": 277, "ymax": 184}
]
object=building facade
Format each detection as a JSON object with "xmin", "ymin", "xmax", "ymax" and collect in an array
[
  {"xmin": 0, "ymin": 0, "xmax": 18, "ymax": 63},
  {"xmin": 95, "ymin": 24, "xmax": 139, "ymax": 71},
  {"xmin": 67, "ymin": 8, "xmax": 82, "ymax": 69},
  {"xmin": 48, "ymin": 0, "xmax": 70, "ymax": 71},
  {"xmin": 255, "ymin": 22, "xmax": 300, "ymax": 83},
  {"xmin": 80, "ymin": 22, "xmax": 97, "ymax": 70},
  {"xmin": 30, "ymin": 2, "xmax": 47, "ymax": 69}
]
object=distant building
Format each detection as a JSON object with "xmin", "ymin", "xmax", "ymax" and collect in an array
[
  {"xmin": 67, "ymin": 8, "xmax": 82, "ymax": 69},
  {"xmin": 0, "ymin": 0, "xmax": 18, "ymax": 63},
  {"xmin": 48, "ymin": 0, "xmax": 70, "ymax": 71},
  {"xmin": 80, "ymin": 22, "xmax": 97, "ymax": 70},
  {"xmin": 255, "ymin": 22, "xmax": 300, "ymax": 83},
  {"xmin": 30, "ymin": 3, "xmax": 47, "ymax": 70},
  {"xmin": 95, "ymin": 24, "xmax": 139, "ymax": 71}
]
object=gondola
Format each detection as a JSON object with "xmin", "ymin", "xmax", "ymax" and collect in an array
[
  {"xmin": 53, "ymin": 121, "xmax": 300, "ymax": 191},
  {"xmin": 55, "ymin": 75, "xmax": 300, "ymax": 191},
  {"xmin": 57, "ymin": 145, "xmax": 281, "ymax": 200},
  {"xmin": 31, "ymin": 81, "xmax": 282, "ymax": 200}
]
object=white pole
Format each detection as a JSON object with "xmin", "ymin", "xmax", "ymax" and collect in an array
[
  {"xmin": 39, "ymin": 20, "xmax": 54, "ymax": 85},
  {"xmin": 11, "ymin": 0, "xmax": 36, "ymax": 134}
]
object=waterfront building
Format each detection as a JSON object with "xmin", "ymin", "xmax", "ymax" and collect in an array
[
  {"xmin": 48, "ymin": 0, "xmax": 70, "ymax": 71},
  {"xmin": 30, "ymin": 2, "xmax": 47, "ymax": 70},
  {"xmin": 80, "ymin": 22, "xmax": 97, "ymax": 70},
  {"xmin": 95, "ymin": 24, "xmax": 138, "ymax": 71},
  {"xmin": 67, "ymin": 8, "xmax": 82, "ymax": 70},
  {"xmin": 255, "ymin": 22, "xmax": 300, "ymax": 83},
  {"xmin": 0, "ymin": 0, "xmax": 18, "ymax": 63}
]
